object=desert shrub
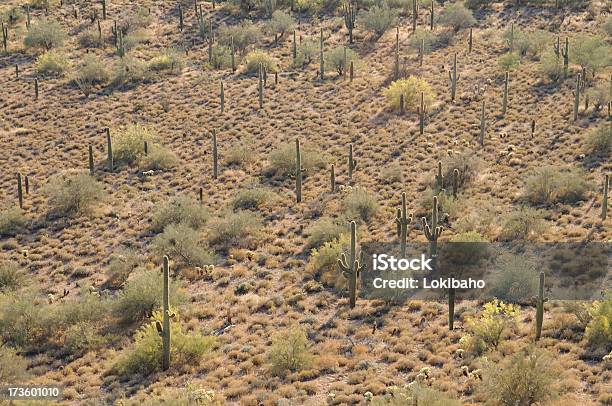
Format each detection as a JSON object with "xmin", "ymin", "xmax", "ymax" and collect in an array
[
  {"xmin": 294, "ymin": 38, "xmax": 319, "ymax": 68},
  {"xmin": 407, "ymin": 28, "xmax": 436, "ymax": 53},
  {"xmin": 268, "ymin": 142, "xmax": 326, "ymax": 177},
  {"xmin": 116, "ymin": 7, "xmax": 152, "ymax": 34},
  {"xmin": 371, "ymin": 383, "xmax": 461, "ymax": 405},
  {"xmin": 539, "ymin": 52, "xmax": 563, "ymax": 82},
  {"xmin": 73, "ymin": 55, "xmax": 110, "ymax": 95},
  {"xmin": 113, "ymin": 311, "xmax": 215, "ymax": 376},
  {"xmin": 244, "ymin": 49, "xmax": 279, "ymax": 73},
  {"xmin": 123, "ymin": 28, "xmax": 151, "ymax": 51},
  {"xmin": 442, "ymin": 151, "xmax": 483, "ymax": 190},
  {"xmin": 307, "ymin": 235, "xmax": 349, "ymax": 290},
  {"xmin": 305, "ymin": 217, "xmax": 345, "ymax": 249},
  {"xmin": 111, "ymin": 57, "xmax": 151, "ymax": 87},
  {"xmin": 571, "ymin": 35, "xmax": 610, "ymax": 77},
  {"xmin": 147, "ymin": 49, "xmax": 184, "ymax": 74},
  {"xmin": 43, "ymin": 172, "xmax": 105, "ymax": 216},
  {"xmin": 103, "ymin": 249, "xmax": 141, "ymax": 289},
  {"xmin": 324, "ymin": 46, "xmax": 359, "ymax": 76},
  {"xmin": 479, "ymin": 348, "xmax": 557, "ymax": 406},
  {"xmin": 584, "ymin": 291, "xmax": 611, "ymax": 350},
  {"xmin": 0, "ymin": 207, "xmax": 27, "ymax": 236},
  {"xmin": 499, "ymin": 207, "xmax": 546, "ymax": 241},
  {"xmin": 344, "ymin": 187, "xmax": 379, "ymax": 222},
  {"xmin": 207, "ymin": 210, "xmax": 262, "ymax": 249},
  {"xmin": 226, "ymin": 143, "xmax": 256, "ymax": 166},
  {"xmin": 151, "ymin": 196, "xmax": 209, "ymax": 233},
  {"xmin": 498, "ymin": 52, "xmax": 520, "ymax": 71},
  {"xmin": 209, "ymin": 45, "xmax": 233, "ymax": 70},
  {"xmin": 0, "ymin": 347, "xmax": 29, "ymax": 383},
  {"xmin": 382, "ymin": 163, "xmax": 403, "ymax": 183},
  {"xmin": 603, "ymin": 16, "xmax": 612, "ymax": 37},
  {"xmin": 114, "ymin": 269, "xmax": 185, "ymax": 324},
  {"xmin": 36, "ymin": 50, "xmax": 69, "ymax": 76},
  {"xmin": 523, "ymin": 166, "xmax": 592, "ymax": 205},
  {"xmin": 62, "ymin": 321, "xmax": 106, "ymax": 357},
  {"xmin": 218, "ymin": 21, "xmax": 262, "ymax": 54},
  {"xmin": 266, "ymin": 10, "xmax": 294, "ymax": 37},
  {"xmin": 585, "ymin": 124, "xmax": 611, "ymax": 157},
  {"xmin": 586, "ymin": 81, "xmax": 611, "ymax": 110},
  {"xmin": 78, "ymin": 28, "xmax": 104, "ymax": 48},
  {"xmin": 460, "ymin": 299, "xmax": 519, "ymax": 355},
  {"xmin": 384, "ymin": 76, "xmax": 435, "ymax": 112},
  {"xmin": 155, "ymin": 385, "xmax": 223, "ymax": 405},
  {"xmin": 455, "ymin": 201, "xmax": 497, "ymax": 238},
  {"xmin": 438, "ymin": 2, "xmax": 475, "ymax": 32},
  {"xmin": 0, "ymin": 261, "xmax": 22, "ymax": 292},
  {"xmin": 140, "ymin": 146, "xmax": 179, "ymax": 171},
  {"xmin": 0, "ymin": 290, "xmax": 46, "ymax": 347},
  {"xmin": 151, "ymin": 223, "xmax": 216, "ymax": 267},
  {"xmin": 232, "ymin": 187, "xmax": 278, "ymax": 211},
  {"xmin": 489, "ymin": 254, "xmax": 539, "ymax": 303},
  {"xmin": 29, "ymin": 0, "xmax": 58, "ymax": 9},
  {"xmin": 24, "ymin": 18, "xmax": 66, "ymax": 50},
  {"xmin": 464, "ymin": 0, "xmax": 492, "ymax": 9},
  {"xmin": 2, "ymin": 6, "xmax": 24, "ymax": 25},
  {"xmin": 269, "ymin": 326, "xmax": 312, "ymax": 376},
  {"xmin": 113, "ymin": 124, "xmax": 176, "ymax": 170},
  {"xmin": 360, "ymin": 3, "xmax": 397, "ymax": 38},
  {"xmin": 522, "ymin": 30, "xmax": 551, "ymax": 58}
]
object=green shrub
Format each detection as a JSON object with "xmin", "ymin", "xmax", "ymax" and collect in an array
[
  {"xmin": 218, "ymin": 21, "xmax": 262, "ymax": 54},
  {"xmin": 0, "ymin": 347, "xmax": 29, "ymax": 383},
  {"xmin": 584, "ymin": 291, "xmax": 611, "ymax": 350},
  {"xmin": 29, "ymin": 0, "xmax": 58, "ymax": 9},
  {"xmin": 294, "ymin": 38, "xmax": 319, "ymax": 68},
  {"xmin": 78, "ymin": 28, "xmax": 104, "ymax": 48},
  {"xmin": 360, "ymin": 3, "xmax": 397, "ymax": 38},
  {"xmin": 464, "ymin": 0, "xmax": 492, "ymax": 9},
  {"xmin": 324, "ymin": 46, "xmax": 359, "ymax": 76},
  {"xmin": 268, "ymin": 326, "xmax": 312, "ymax": 376},
  {"xmin": 36, "ymin": 50, "xmax": 69, "ymax": 76},
  {"xmin": 113, "ymin": 311, "xmax": 215, "ymax": 376},
  {"xmin": 489, "ymin": 254, "xmax": 539, "ymax": 303},
  {"xmin": 407, "ymin": 28, "xmax": 436, "ymax": 53},
  {"xmin": 226, "ymin": 143, "xmax": 256, "ymax": 166},
  {"xmin": 384, "ymin": 76, "xmax": 435, "ymax": 112},
  {"xmin": 207, "ymin": 211, "xmax": 262, "ymax": 249},
  {"xmin": 147, "ymin": 49, "xmax": 184, "ymax": 74},
  {"xmin": 523, "ymin": 166, "xmax": 592, "ymax": 205},
  {"xmin": 571, "ymin": 34, "xmax": 610, "ymax": 77},
  {"xmin": 114, "ymin": 269, "xmax": 185, "ymax": 324},
  {"xmin": 0, "ymin": 290, "xmax": 46, "ymax": 348},
  {"xmin": 2, "ymin": 6, "xmax": 24, "ymax": 25},
  {"xmin": 24, "ymin": 18, "xmax": 66, "ymax": 50},
  {"xmin": 154, "ymin": 385, "xmax": 223, "ymax": 405},
  {"xmin": 0, "ymin": 207, "xmax": 27, "ymax": 237},
  {"xmin": 73, "ymin": 55, "xmax": 110, "ymax": 95},
  {"xmin": 344, "ymin": 187, "xmax": 379, "ymax": 222},
  {"xmin": 0, "ymin": 261, "xmax": 22, "ymax": 292},
  {"xmin": 498, "ymin": 52, "xmax": 520, "ymax": 72},
  {"xmin": 244, "ymin": 49, "xmax": 279, "ymax": 73},
  {"xmin": 479, "ymin": 347, "xmax": 558, "ymax": 406},
  {"xmin": 499, "ymin": 207, "xmax": 546, "ymax": 241},
  {"xmin": 209, "ymin": 45, "xmax": 233, "ymax": 70},
  {"xmin": 62, "ymin": 321, "xmax": 106, "ymax": 357},
  {"xmin": 442, "ymin": 151, "xmax": 483, "ymax": 190},
  {"xmin": 151, "ymin": 223, "xmax": 216, "ymax": 268},
  {"xmin": 116, "ymin": 7, "xmax": 152, "ymax": 34},
  {"xmin": 123, "ymin": 28, "xmax": 151, "ymax": 51},
  {"xmin": 603, "ymin": 16, "xmax": 612, "ymax": 37},
  {"xmin": 539, "ymin": 51, "xmax": 563, "ymax": 82},
  {"xmin": 232, "ymin": 187, "xmax": 278, "ymax": 211},
  {"xmin": 268, "ymin": 142, "xmax": 326, "ymax": 177},
  {"xmin": 460, "ymin": 299, "xmax": 519, "ymax": 355},
  {"xmin": 371, "ymin": 383, "xmax": 461, "ymax": 405},
  {"xmin": 113, "ymin": 124, "xmax": 177, "ymax": 170},
  {"xmin": 151, "ymin": 196, "xmax": 209, "ymax": 233},
  {"xmin": 438, "ymin": 2, "xmax": 476, "ymax": 32},
  {"xmin": 140, "ymin": 145, "xmax": 178, "ymax": 171},
  {"xmin": 103, "ymin": 249, "xmax": 141, "ymax": 289},
  {"xmin": 585, "ymin": 124, "xmax": 611, "ymax": 157},
  {"xmin": 586, "ymin": 81, "xmax": 611, "ymax": 110},
  {"xmin": 111, "ymin": 57, "xmax": 151, "ymax": 87},
  {"xmin": 305, "ymin": 217, "xmax": 345, "ymax": 249},
  {"xmin": 266, "ymin": 10, "xmax": 294, "ymax": 37},
  {"xmin": 43, "ymin": 172, "xmax": 105, "ymax": 216},
  {"xmin": 307, "ymin": 235, "xmax": 349, "ymax": 290}
]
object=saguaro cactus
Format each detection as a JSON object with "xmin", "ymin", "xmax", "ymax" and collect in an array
[
  {"xmin": 34, "ymin": 78, "xmax": 39, "ymax": 100},
  {"xmin": 230, "ymin": 37, "xmax": 236, "ymax": 72},
  {"xmin": 479, "ymin": 99, "xmax": 486, "ymax": 146},
  {"xmin": 395, "ymin": 192, "xmax": 413, "ymax": 258},
  {"xmin": 468, "ymin": 28, "xmax": 473, "ymax": 53},
  {"xmin": 561, "ymin": 37, "xmax": 569, "ymax": 77},
  {"xmin": 208, "ymin": 23, "xmax": 214, "ymax": 64},
  {"xmin": 422, "ymin": 195, "xmax": 442, "ymax": 261},
  {"xmin": 292, "ymin": 30, "xmax": 297, "ymax": 63},
  {"xmin": 452, "ymin": 169, "xmax": 459, "ymax": 198},
  {"xmin": 419, "ymin": 38, "xmax": 424, "ymax": 67},
  {"xmin": 349, "ymin": 60, "xmax": 354, "ymax": 82},
  {"xmin": 419, "ymin": 91, "xmax": 426, "ymax": 134},
  {"xmin": 348, "ymin": 143, "xmax": 357, "ymax": 180},
  {"xmin": 24, "ymin": 176, "xmax": 29, "ymax": 195},
  {"xmin": 394, "ymin": 27, "xmax": 400, "ymax": 80},
  {"xmin": 573, "ymin": 73, "xmax": 581, "ymax": 121},
  {"xmin": 338, "ymin": 221, "xmax": 363, "ymax": 309},
  {"xmin": 449, "ymin": 286, "xmax": 455, "ymax": 330},
  {"xmin": 212, "ymin": 129, "xmax": 218, "ymax": 179},
  {"xmin": 448, "ymin": 53, "xmax": 459, "ymax": 102},
  {"xmin": 412, "ymin": 0, "xmax": 418, "ymax": 32},
  {"xmin": 330, "ymin": 164, "xmax": 336, "ymax": 193},
  {"xmin": 319, "ymin": 27, "xmax": 324, "ymax": 79},
  {"xmin": 502, "ymin": 71, "xmax": 509, "ymax": 116},
  {"xmin": 296, "ymin": 138, "xmax": 303, "ymax": 203},
  {"xmin": 531, "ymin": 119, "xmax": 536, "ymax": 138},
  {"xmin": 178, "ymin": 4, "xmax": 184, "ymax": 31},
  {"xmin": 220, "ymin": 81, "xmax": 225, "ymax": 113},
  {"xmin": 429, "ymin": 0, "xmax": 434, "ymax": 31},
  {"xmin": 101, "ymin": 0, "xmax": 107, "ymax": 20},
  {"xmin": 88, "ymin": 145, "xmax": 94, "ymax": 175},
  {"xmin": 258, "ymin": 63, "xmax": 264, "ymax": 109},
  {"xmin": 17, "ymin": 173, "xmax": 23, "ymax": 209},
  {"xmin": 343, "ymin": 1, "xmax": 356, "ymax": 44},
  {"xmin": 161, "ymin": 256, "xmax": 171, "ymax": 370},
  {"xmin": 2, "ymin": 23, "xmax": 8, "ymax": 52},
  {"xmin": 105, "ymin": 128, "xmax": 113, "ymax": 171},
  {"xmin": 535, "ymin": 271, "xmax": 548, "ymax": 341},
  {"xmin": 434, "ymin": 161, "xmax": 444, "ymax": 193},
  {"xmin": 602, "ymin": 174, "xmax": 609, "ymax": 220}
]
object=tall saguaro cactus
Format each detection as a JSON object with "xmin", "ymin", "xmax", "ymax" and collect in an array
[
  {"xmin": 602, "ymin": 174, "xmax": 609, "ymax": 220},
  {"xmin": 395, "ymin": 192, "xmax": 413, "ymax": 258},
  {"xmin": 330, "ymin": 164, "xmax": 336, "ymax": 193},
  {"xmin": 348, "ymin": 143, "xmax": 357, "ymax": 180},
  {"xmin": 343, "ymin": 1, "xmax": 356, "ymax": 44},
  {"xmin": 292, "ymin": 30, "xmax": 297, "ymax": 63},
  {"xmin": 412, "ymin": 0, "xmax": 418, "ymax": 32},
  {"xmin": 319, "ymin": 27, "xmax": 324, "ymax": 79},
  {"xmin": 434, "ymin": 161, "xmax": 444, "ymax": 193},
  {"xmin": 479, "ymin": 99, "xmax": 486, "ymax": 146},
  {"xmin": 422, "ymin": 195, "xmax": 442, "ymax": 261},
  {"xmin": 220, "ymin": 81, "xmax": 225, "ymax": 113},
  {"xmin": 394, "ymin": 27, "xmax": 400, "ymax": 80},
  {"xmin": 502, "ymin": 71, "xmax": 509, "ymax": 116},
  {"xmin": 338, "ymin": 221, "xmax": 363, "ymax": 309},
  {"xmin": 2, "ymin": 23, "xmax": 8, "ymax": 53},
  {"xmin": 452, "ymin": 169, "xmax": 459, "ymax": 198},
  {"xmin": 468, "ymin": 28, "xmax": 473, "ymax": 53},
  {"xmin": 101, "ymin": 0, "xmax": 107, "ymax": 20},
  {"xmin": 296, "ymin": 139, "xmax": 302, "ymax": 203},
  {"xmin": 429, "ymin": 0, "xmax": 434, "ymax": 31},
  {"xmin": 212, "ymin": 129, "xmax": 218, "ymax": 179},
  {"xmin": 105, "ymin": 127, "xmax": 113, "ymax": 172},
  {"xmin": 161, "ymin": 256, "xmax": 171, "ymax": 371},
  {"xmin": 419, "ymin": 91, "xmax": 426, "ymax": 134},
  {"xmin": 88, "ymin": 145, "xmax": 94, "ymax": 175},
  {"xmin": 448, "ymin": 53, "xmax": 459, "ymax": 102},
  {"xmin": 573, "ymin": 73, "xmax": 581, "ymax": 121},
  {"xmin": 178, "ymin": 4, "xmax": 184, "ymax": 31},
  {"xmin": 535, "ymin": 271, "xmax": 547, "ymax": 341},
  {"xmin": 17, "ymin": 173, "xmax": 23, "ymax": 209},
  {"xmin": 258, "ymin": 63, "xmax": 264, "ymax": 109}
]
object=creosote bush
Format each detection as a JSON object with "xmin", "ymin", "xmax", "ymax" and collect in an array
[
  {"xmin": 539, "ymin": 51, "xmax": 564, "ymax": 82},
  {"xmin": 103, "ymin": 249, "xmax": 141, "ymax": 289},
  {"xmin": 0, "ymin": 261, "xmax": 22, "ymax": 292},
  {"xmin": 151, "ymin": 196, "xmax": 209, "ymax": 233},
  {"xmin": 43, "ymin": 172, "xmax": 105, "ymax": 216},
  {"xmin": 232, "ymin": 187, "xmax": 278, "ymax": 211},
  {"xmin": 113, "ymin": 310, "xmax": 215, "ymax": 376},
  {"xmin": 209, "ymin": 45, "xmax": 233, "ymax": 70},
  {"xmin": 384, "ymin": 76, "xmax": 435, "ymax": 112},
  {"xmin": 36, "ymin": 50, "xmax": 69, "ymax": 76},
  {"xmin": 307, "ymin": 235, "xmax": 349, "ymax": 290},
  {"xmin": 360, "ymin": 3, "xmax": 397, "ymax": 38},
  {"xmin": 499, "ymin": 207, "xmax": 546, "ymax": 241},
  {"xmin": 498, "ymin": 52, "xmax": 520, "ymax": 72},
  {"xmin": 113, "ymin": 124, "xmax": 177, "ymax": 170},
  {"xmin": 151, "ymin": 223, "xmax": 216, "ymax": 267},
  {"xmin": 294, "ymin": 38, "xmax": 319, "ymax": 68},
  {"xmin": 73, "ymin": 55, "xmax": 110, "ymax": 95},
  {"xmin": 24, "ymin": 18, "xmax": 66, "ymax": 50},
  {"xmin": 324, "ymin": 46, "xmax": 359, "ymax": 76},
  {"xmin": 371, "ymin": 383, "xmax": 461, "ymax": 405},
  {"xmin": 460, "ymin": 299, "xmax": 519, "ymax": 356},
  {"xmin": 523, "ymin": 166, "xmax": 592, "ymax": 205},
  {"xmin": 584, "ymin": 291, "xmax": 611, "ymax": 351},
  {"xmin": 207, "ymin": 210, "xmax": 262, "ymax": 249},
  {"xmin": 111, "ymin": 57, "xmax": 151, "ymax": 87},
  {"xmin": 268, "ymin": 326, "xmax": 312, "ymax": 376},
  {"xmin": 344, "ymin": 187, "xmax": 379, "ymax": 222},
  {"xmin": 266, "ymin": 10, "xmax": 294, "ymax": 37},
  {"xmin": 78, "ymin": 28, "xmax": 104, "ymax": 48},
  {"xmin": 244, "ymin": 49, "xmax": 279, "ymax": 73},
  {"xmin": 585, "ymin": 124, "xmax": 611, "ymax": 157},
  {"xmin": 0, "ymin": 207, "xmax": 27, "ymax": 237},
  {"xmin": 268, "ymin": 142, "xmax": 326, "ymax": 177},
  {"xmin": 147, "ymin": 49, "xmax": 184, "ymax": 74},
  {"xmin": 0, "ymin": 347, "xmax": 29, "ymax": 383},
  {"xmin": 305, "ymin": 217, "xmax": 345, "ymax": 249},
  {"xmin": 489, "ymin": 254, "xmax": 539, "ymax": 303},
  {"xmin": 218, "ymin": 21, "xmax": 262, "ymax": 54},
  {"xmin": 438, "ymin": 2, "xmax": 476, "ymax": 32}
]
